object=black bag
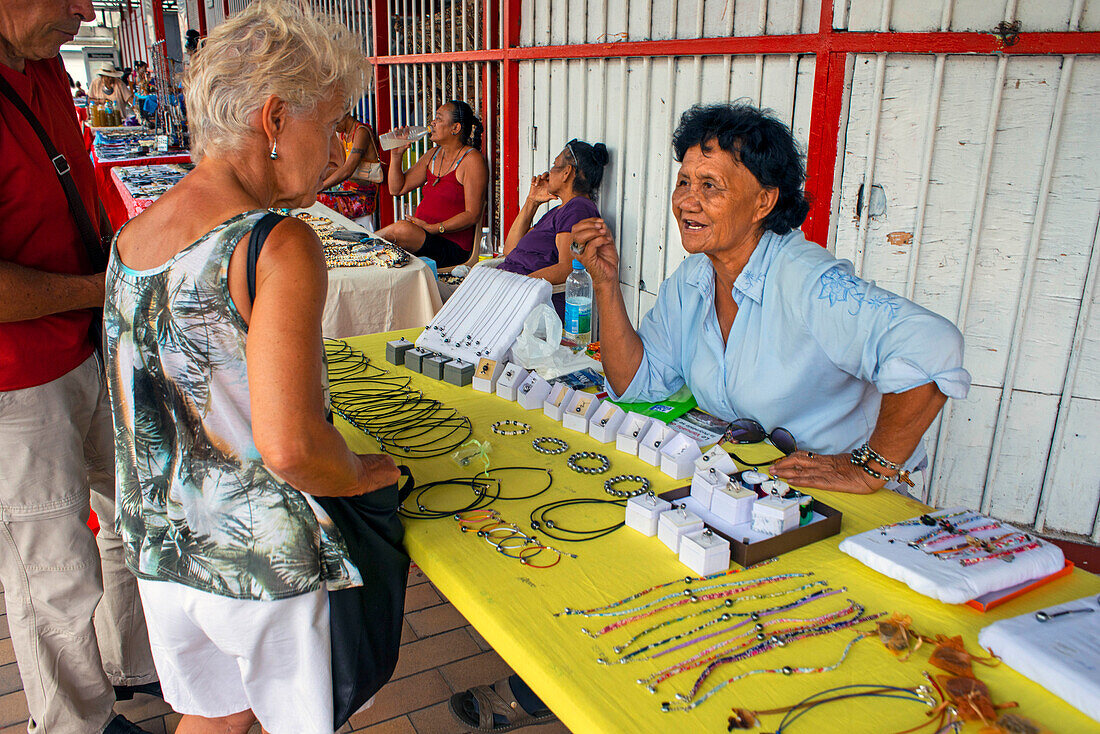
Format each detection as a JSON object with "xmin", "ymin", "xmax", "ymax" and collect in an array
[
  {"xmin": 245, "ymin": 214, "xmax": 412, "ymax": 728},
  {"xmin": 315, "ymin": 468, "xmax": 413, "ymax": 728}
]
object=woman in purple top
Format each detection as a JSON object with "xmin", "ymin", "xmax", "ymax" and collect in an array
[{"xmin": 498, "ymin": 139, "xmax": 609, "ymax": 319}]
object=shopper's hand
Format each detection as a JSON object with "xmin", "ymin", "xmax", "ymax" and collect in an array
[
  {"xmin": 405, "ymin": 215, "xmax": 430, "ymax": 231},
  {"xmin": 356, "ymin": 453, "xmax": 401, "ymax": 494},
  {"xmin": 769, "ymin": 452, "xmax": 885, "ymax": 494},
  {"xmin": 526, "ymin": 173, "xmax": 557, "ymax": 206},
  {"xmin": 571, "ymin": 217, "xmax": 619, "ymax": 286}
]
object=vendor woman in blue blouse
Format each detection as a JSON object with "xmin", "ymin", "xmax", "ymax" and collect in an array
[{"xmin": 571, "ymin": 103, "xmax": 971, "ymax": 494}]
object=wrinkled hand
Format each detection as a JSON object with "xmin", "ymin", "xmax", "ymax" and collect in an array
[
  {"xmin": 405, "ymin": 215, "xmax": 431, "ymax": 231},
  {"xmin": 570, "ymin": 217, "xmax": 619, "ymax": 286},
  {"xmin": 526, "ymin": 173, "xmax": 557, "ymax": 206},
  {"xmin": 769, "ymin": 451, "xmax": 884, "ymax": 494}
]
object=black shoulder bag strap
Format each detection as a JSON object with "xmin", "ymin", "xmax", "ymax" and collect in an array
[
  {"xmin": 0, "ymin": 75, "xmax": 107, "ymax": 272},
  {"xmin": 246, "ymin": 211, "xmax": 287, "ymax": 303}
]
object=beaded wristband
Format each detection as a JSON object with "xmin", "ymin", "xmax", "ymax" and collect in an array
[
  {"xmin": 491, "ymin": 420, "xmax": 531, "ymax": 436},
  {"xmin": 568, "ymin": 451, "xmax": 611, "ymax": 475},
  {"xmin": 604, "ymin": 475, "xmax": 651, "ymax": 498},
  {"xmin": 532, "ymin": 436, "xmax": 569, "ymax": 455}
]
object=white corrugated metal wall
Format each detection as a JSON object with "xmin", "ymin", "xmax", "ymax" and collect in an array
[{"xmin": 518, "ymin": 0, "xmax": 1100, "ymax": 539}]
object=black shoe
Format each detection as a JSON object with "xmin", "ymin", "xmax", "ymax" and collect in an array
[
  {"xmin": 113, "ymin": 681, "xmax": 163, "ymax": 701},
  {"xmin": 103, "ymin": 714, "xmax": 153, "ymax": 734}
]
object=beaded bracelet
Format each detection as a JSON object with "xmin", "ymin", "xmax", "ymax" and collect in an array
[
  {"xmin": 851, "ymin": 443, "xmax": 914, "ymax": 486},
  {"xmin": 532, "ymin": 436, "xmax": 569, "ymax": 455},
  {"xmin": 491, "ymin": 420, "xmax": 531, "ymax": 436},
  {"xmin": 603, "ymin": 475, "xmax": 651, "ymax": 498},
  {"xmin": 567, "ymin": 451, "xmax": 611, "ymax": 475}
]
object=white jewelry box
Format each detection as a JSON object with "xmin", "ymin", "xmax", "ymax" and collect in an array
[
  {"xmin": 659, "ymin": 431, "xmax": 702, "ymax": 480},
  {"xmin": 588, "ymin": 403, "xmax": 625, "ymax": 443},
  {"xmin": 679, "ymin": 529, "xmax": 731, "ymax": 576},
  {"xmin": 615, "ymin": 412, "xmax": 653, "ymax": 456},
  {"xmin": 472, "ymin": 357, "xmax": 504, "ymax": 393},
  {"xmin": 695, "ymin": 445, "xmax": 739, "ymax": 475},
  {"xmin": 690, "ymin": 467, "xmax": 730, "ymax": 512},
  {"xmin": 562, "ymin": 392, "xmax": 601, "ymax": 434},
  {"xmin": 657, "ymin": 506, "xmax": 705, "ymax": 553},
  {"xmin": 516, "ymin": 373, "xmax": 552, "ymax": 410},
  {"xmin": 542, "ymin": 383, "xmax": 574, "ymax": 422},
  {"xmin": 494, "ymin": 362, "xmax": 529, "ymax": 402},
  {"xmin": 624, "ymin": 493, "xmax": 672, "ymax": 537},
  {"xmin": 710, "ymin": 481, "xmax": 758, "ymax": 526},
  {"xmin": 751, "ymin": 495, "xmax": 800, "ymax": 536},
  {"xmin": 638, "ymin": 422, "xmax": 676, "ymax": 466}
]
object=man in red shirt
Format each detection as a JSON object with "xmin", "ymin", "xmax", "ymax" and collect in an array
[{"xmin": 0, "ymin": 2, "xmax": 158, "ymax": 732}]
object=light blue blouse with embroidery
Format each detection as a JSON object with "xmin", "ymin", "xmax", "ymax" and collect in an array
[{"xmin": 607, "ymin": 229, "xmax": 971, "ymax": 469}]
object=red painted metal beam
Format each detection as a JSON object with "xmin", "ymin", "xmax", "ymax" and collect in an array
[
  {"xmin": 803, "ymin": 51, "xmax": 847, "ymax": 247},
  {"xmin": 371, "ymin": 0, "xmax": 394, "ymax": 228},
  {"xmin": 195, "ymin": 0, "xmax": 207, "ymax": 37},
  {"xmin": 499, "ymin": 0, "xmax": 522, "ymax": 236},
  {"xmin": 829, "ymin": 30, "xmax": 1100, "ymax": 55},
  {"xmin": 371, "ymin": 49, "xmax": 504, "ymax": 64},
  {"xmin": 150, "ymin": 0, "xmax": 167, "ymax": 60}
]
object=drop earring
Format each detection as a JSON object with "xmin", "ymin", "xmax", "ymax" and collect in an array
[{"xmin": 269, "ymin": 140, "xmax": 278, "ymax": 160}]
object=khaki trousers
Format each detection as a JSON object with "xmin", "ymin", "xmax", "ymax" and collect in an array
[{"xmin": 0, "ymin": 355, "xmax": 157, "ymax": 734}]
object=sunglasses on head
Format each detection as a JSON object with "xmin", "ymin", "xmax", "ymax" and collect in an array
[{"xmin": 722, "ymin": 418, "xmax": 797, "ymax": 467}]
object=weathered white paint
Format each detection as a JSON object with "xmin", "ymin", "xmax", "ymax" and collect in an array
[
  {"xmin": 842, "ymin": 0, "xmax": 1099, "ymax": 32},
  {"xmin": 836, "ymin": 53, "xmax": 1100, "ymax": 535}
]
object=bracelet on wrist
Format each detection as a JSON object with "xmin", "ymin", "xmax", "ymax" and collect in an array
[{"xmin": 850, "ymin": 443, "xmax": 914, "ymax": 487}]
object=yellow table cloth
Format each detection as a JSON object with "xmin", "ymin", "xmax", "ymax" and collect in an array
[{"xmin": 336, "ymin": 329, "xmax": 1100, "ymax": 734}]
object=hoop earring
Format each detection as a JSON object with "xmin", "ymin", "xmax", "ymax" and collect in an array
[{"xmin": 269, "ymin": 140, "xmax": 278, "ymax": 160}]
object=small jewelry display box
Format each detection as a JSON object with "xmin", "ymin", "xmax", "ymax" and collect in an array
[
  {"xmin": 679, "ymin": 529, "xmax": 732, "ymax": 576},
  {"xmin": 710, "ymin": 481, "xmax": 757, "ymax": 526},
  {"xmin": 421, "ymin": 354, "xmax": 450, "ymax": 381},
  {"xmin": 657, "ymin": 505, "xmax": 705, "ymax": 553},
  {"xmin": 385, "ymin": 337, "xmax": 414, "ymax": 365},
  {"xmin": 472, "ymin": 358, "xmax": 503, "ymax": 393},
  {"xmin": 563, "ymin": 392, "xmax": 601, "ymax": 433},
  {"xmin": 403, "ymin": 347, "xmax": 432, "ymax": 373},
  {"xmin": 695, "ymin": 445, "xmax": 739, "ymax": 475},
  {"xmin": 588, "ymin": 402, "xmax": 625, "ymax": 443},
  {"xmin": 494, "ymin": 363, "xmax": 529, "ymax": 402},
  {"xmin": 543, "ymin": 383, "xmax": 574, "ymax": 422},
  {"xmin": 638, "ymin": 422, "xmax": 676, "ymax": 466},
  {"xmin": 443, "ymin": 358, "xmax": 475, "ymax": 387},
  {"xmin": 516, "ymin": 372, "xmax": 552, "ymax": 410},
  {"xmin": 624, "ymin": 493, "xmax": 672, "ymax": 537},
  {"xmin": 615, "ymin": 412, "xmax": 653, "ymax": 456},
  {"xmin": 659, "ymin": 431, "xmax": 702, "ymax": 480},
  {"xmin": 751, "ymin": 495, "xmax": 801, "ymax": 536},
  {"xmin": 690, "ymin": 467, "xmax": 731, "ymax": 511}
]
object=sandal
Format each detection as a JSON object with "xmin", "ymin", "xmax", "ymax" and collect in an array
[{"xmin": 448, "ymin": 676, "xmax": 557, "ymax": 732}]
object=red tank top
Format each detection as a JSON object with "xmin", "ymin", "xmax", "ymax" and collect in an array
[{"xmin": 414, "ymin": 148, "xmax": 476, "ymax": 252}]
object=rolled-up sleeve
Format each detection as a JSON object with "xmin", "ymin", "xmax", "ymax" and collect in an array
[
  {"xmin": 605, "ymin": 275, "xmax": 689, "ymax": 403},
  {"xmin": 801, "ymin": 262, "xmax": 971, "ymax": 399}
]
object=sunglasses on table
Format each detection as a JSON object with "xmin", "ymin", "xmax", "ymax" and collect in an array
[{"xmin": 721, "ymin": 418, "xmax": 797, "ymax": 467}]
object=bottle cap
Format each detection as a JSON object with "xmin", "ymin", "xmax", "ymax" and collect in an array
[{"xmin": 572, "ymin": 259, "xmax": 583, "ymax": 269}]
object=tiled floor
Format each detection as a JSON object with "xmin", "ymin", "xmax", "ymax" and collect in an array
[{"xmin": 0, "ymin": 568, "xmax": 571, "ymax": 734}]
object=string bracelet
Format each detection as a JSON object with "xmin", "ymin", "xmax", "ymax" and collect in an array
[
  {"xmin": 532, "ymin": 436, "xmax": 569, "ymax": 455},
  {"xmin": 567, "ymin": 451, "xmax": 611, "ymax": 475},
  {"xmin": 555, "ymin": 559, "xmax": 778, "ymax": 617},
  {"xmin": 491, "ymin": 420, "xmax": 531, "ymax": 436},
  {"xmin": 662, "ymin": 634, "xmax": 867, "ymax": 712},
  {"xmin": 875, "ymin": 510, "xmax": 970, "ymax": 536},
  {"xmin": 604, "ymin": 475, "xmax": 651, "ymax": 498}
]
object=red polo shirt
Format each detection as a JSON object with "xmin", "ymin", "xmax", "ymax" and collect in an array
[{"xmin": 0, "ymin": 56, "xmax": 100, "ymax": 390}]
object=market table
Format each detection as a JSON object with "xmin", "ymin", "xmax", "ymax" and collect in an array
[
  {"xmin": 110, "ymin": 163, "xmax": 190, "ymax": 219},
  {"xmin": 92, "ymin": 148, "xmax": 191, "ymax": 228},
  {"xmin": 296, "ymin": 203, "xmax": 442, "ymax": 337},
  {"xmin": 334, "ymin": 328, "xmax": 1100, "ymax": 734}
]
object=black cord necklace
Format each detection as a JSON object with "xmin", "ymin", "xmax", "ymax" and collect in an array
[{"xmin": 529, "ymin": 497, "xmax": 627, "ymax": 542}]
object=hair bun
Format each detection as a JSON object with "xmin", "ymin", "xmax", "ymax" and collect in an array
[{"xmin": 592, "ymin": 142, "xmax": 610, "ymax": 167}]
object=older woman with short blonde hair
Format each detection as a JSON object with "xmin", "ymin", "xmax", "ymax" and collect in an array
[{"xmin": 103, "ymin": 2, "xmax": 399, "ymax": 732}]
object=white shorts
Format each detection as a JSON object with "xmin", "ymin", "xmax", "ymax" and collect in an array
[{"xmin": 137, "ymin": 579, "xmax": 334, "ymax": 733}]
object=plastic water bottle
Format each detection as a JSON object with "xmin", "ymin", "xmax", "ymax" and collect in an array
[
  {"xmin": 378, "ymin": 125, "xmax": 431, "ymax": 151},
  {"xmin": 563, "ymin": 259, "xmax": 593, "ymax": 352}
]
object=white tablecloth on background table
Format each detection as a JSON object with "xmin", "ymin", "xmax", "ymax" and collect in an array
[{"xmin": 296, "ymin": 203, "xmax": 443, "ymax": 337}]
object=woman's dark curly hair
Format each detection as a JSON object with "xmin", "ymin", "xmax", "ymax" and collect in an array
[{"xmin": 671, "ymin": 103, "xmax": 810, "ymax": 235}]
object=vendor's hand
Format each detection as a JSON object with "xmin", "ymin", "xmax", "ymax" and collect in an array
[
  {"xmin": 526, "ymin": 173, "xmax": 557, "ymax": 206},
  {"xmin": 570, "ymin": 217, "xmax": 619, "ymax": 286},
  {"xmin": 769, "ymin": 451, "xmax": 885, "ymax": 495},
  {"xmin": 405, "ymin": 215, "xmax": 430, "ymax": 231}
]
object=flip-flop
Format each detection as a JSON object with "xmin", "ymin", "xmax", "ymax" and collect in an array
[{"xmin": 447, "ymin": 676, "xmax": 557, "ymax": 733}]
